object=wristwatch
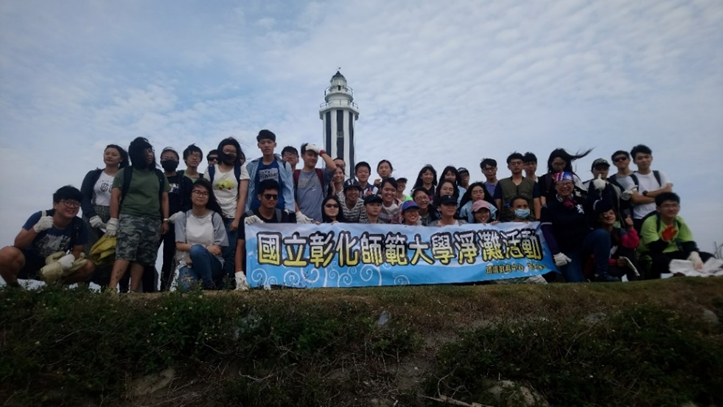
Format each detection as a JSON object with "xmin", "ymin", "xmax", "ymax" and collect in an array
[
  {"xmin": 642, "ymin": 191, "xmax": 648, "ymax": 197},
  {"xmin": 163, "ymin": 218, "xmax": 170, "ymax": 223}
]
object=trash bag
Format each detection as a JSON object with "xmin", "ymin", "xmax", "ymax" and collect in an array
[{"xmin": 89, "ymin": 235, "xmax": 117, "ymax": 268}]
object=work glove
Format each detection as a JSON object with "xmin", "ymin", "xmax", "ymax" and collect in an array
[
  {"xmin": 33, "ymin": 216, "xmax": 54, "ymax": 233},
  {"xmin": 593, "ymin": 174, "xmax": 606, "ymax": 191},
  {"xmin": 304, "ymin": 143, "xmax": 322, "ymax": 154},
  {"xmin": 244, "ymin": 215, "xmax": 264, "ymax": 225},
  {"xmin": 688, "ymin": 251, "xmax": 704, "ymax": 270},
  {"xmin": 105, "ymin": 218, "xmax": 119, "ymax": 237},
  {"xmin": 58, "ymin": 254, "xmax": 76, "ymax": 271},
  {"xmin": 621, "ymin": 186, "xmax": 636, "ymax": 201},
  {"xmin": 89, "ymin": 216, "xmax": 105, "ymax": 229},
  {"xmin": 661, "ymin": 224, "xmax": 677, "ymax": 242},
  {"xmin": 168, "ymin": 212, "xmax": 182, "ymax": 224},
  {"xmin": 295, "ymin": 211, "xmax": 314, "ymax": 224},
  {"xmin": 553, "ymin": 253, "xmax": 572, "ymax": 267},
  {"xmin": 235, "ymin": 271, "xmax": 250, "ymax": 291}
]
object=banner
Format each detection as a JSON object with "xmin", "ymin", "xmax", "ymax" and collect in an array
[{"xmin": 245, "ymin": 222, "xmax": 556, "ymax": 288}]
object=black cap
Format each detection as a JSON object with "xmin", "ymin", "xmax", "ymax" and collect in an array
[
  {"xmin": 439, "ymin": 195, "xmax": 457, "ymax": 206},
  {"xmin": 591, "ymin": 158, "xmax": 610, "ymax": 170},
  {"xmin": 457, "ymin": 167, "xmax": 469, "ymax": 175},
  {"xmin": 364, "ymin": 194, "xmax": 383, "ymax": 205},
  {"xmin": 593, "ymin": 199, "xmax": 613, "ymax": 214},
  {"xmin": 343, "ymin": 178, "xmax": 362, "ymax": 191}
]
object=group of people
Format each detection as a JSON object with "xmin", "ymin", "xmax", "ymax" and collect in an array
[{"xmin": 0, "ymin": 130, "xmax": 712, "ymax": 291}]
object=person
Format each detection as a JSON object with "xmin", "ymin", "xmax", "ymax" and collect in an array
[
  {"xmin": 538, "ymin": 148, "xmax": 591, "ymax": 204},
  {"xmin": 639, "ymin": 192, "xmax": 712, "ymax": 279},
  {"xmin": 329, "ymin": 166, "xmax": 345, "ymax": 197},
  {"xmin": 479, "ymin": 158, "xmax": 499, "ymax": 197},
  {"xmin": 179, "ymin": 144, "xmax": 204, "ymax": 212},
  {"xmin": 458, "ymin": 182, "xmax": 497, "ymax": 223},
  {"xmin": 591, "ymin": 200, "xmax": 640, "ymax": 281},
  {"xmin": 509, "ymin": 196, "xmax": 532, "ymax": 223},
  {"xmin": 617, "ymin": 144, "xmax": 673, "ymax": 231},
  {"xmin": 412, "ymin": 164, "xmax": 437, "ymax": 202},
  {"xmin": 438, "ymin": 165, "xmax": 467, "ymax": 200},
  {"xmin": 354, "ymin": 161, "xmax": 377, "ymax": 197},
  {"xmin": 245, "ymin": 130, "xmax": 295, "ymax": 214},
  {"xmin": 400, "ymin": 201, "xmax": 421, "ymax": 226},
  {"xmin": 203, "ymin": 137, "xmax": 250, "ymax": 283},
  {"xmin": 378, "ymin": 178, "xmax": 403, "ymax": 224},
  {"xmin": 174, "ymin": 179, "xmax": 229, "ymax": 292},
  {"xmin": 79, "ymin": 144, "xmax": 128, "ymax": 287},
  {"xmin": 338, "ymin": 179, "xmax": 365, "ymax": 223},
  {"xmin": 321, "ymin": 195, "xmax": 345, "ymax": 223},
  {"xmin": 583, "ymin": 158, "xmax": 629, "ymax": 225},
  {"xmin": 206, "ymin": 150, "xmax": 219, "ymax": 166},
  {"xmin": 540, "ymin": 172, "xmax": 619, "ymax": 283},
  {"xmin": 106, "ymin": 137, "xmax": 170, "ymax": 292},
  {"xmin": 373, "ymin": 159, "xmax": 394, "ymax": 187},
  {"xmin": 0, "ymin": 186, "xmax": 95, "ymax": 287},
  {"xmin": 237, "ymin": 179, "xmax": 296, "ymax": 289},
  {"xmin": 333, "ymin": 157, "xmax": 346, "ymax": 178},
  {"xmin": 413, "ymin": 187, "xmax": 439, "ymax": 226},
  {"xmin": 608, "ymin": 150, "xmax": 634, "ymax": 189},
  {"xmin": 523, "ymin": 152, "xmax": 538, "ymax": 183},
  {"xmin": 458, "ymin": 167, "xmax": 470, "ymax": 190},
  {"xmin": 429, "ymin": 195, "xmax": 466, "ymax": 226},
  {"xmin": 293, "ymin": 143, "xmax": 337, "ymax": 223},
  {"xmin": 493, "ymin": 152, "xmax": 541, "ymax": 221},
  {"xmin": 360, "ymin": 194, "xmax": 383, "ymax": 224},
  {"xmin": 433, "ymin": 180, "xmax": 459, "ymax": 210},
  {"xmin": 281, "ymin": 146, "xmax": 300, "ymax": 171},
  {"xmin": 471, "ymin": 200, "xmax": 497, "ymax": 224},
  {"xmin": 395, "ymin": 177, "xmax": 413, "ymax": 202},
  {"xmin": 158, "ymin": 146, "xmax": 184, "ymax": 290}
]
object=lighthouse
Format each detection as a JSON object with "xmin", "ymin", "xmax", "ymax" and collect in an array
[{"xmin": 319, "ymin": 71, "xmax": 359, "ymax": 178}]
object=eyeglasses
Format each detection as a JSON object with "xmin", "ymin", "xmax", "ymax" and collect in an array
[
  {"xmin": 61, "ymin": 200, "xmax": 80, "ymax": 208},
  {"xmin": 192, "ymin": 190, "xmax": 209, "ymax": 197},
  {"xmin": 263, "ymin": 194, "xmax": 279, "ymax": 200},
  {"xmin": 325, "ymin": 204, "xmax": 339, "ymax": 209},
  {"xmin": 613, "ymin": 157, "xmax": 628, "ymax": 162}
]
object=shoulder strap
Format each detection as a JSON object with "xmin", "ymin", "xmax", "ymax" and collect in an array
[
  {"xmin": 208, "ymin": 165, "xmax": 216, "ymax": 183},
  {"xmin": 120, "ymin": 167, "xmax": 133, "ymax": 204},
  {"xmin": 275, "ymin": 208, "xmax": 283, "ymax": 221},
  {"xmin": 629, "ymin": 173, "xmax": 639, "ymax": 188},
  {"xmin": 293, "ymin": 169, "xmax": 300, "ymax": 189},
  {"xmin": 155, "ymin": 169, "xmax": 165, "ymax": 202},
  {"xmin": 234, "ymin": 165, "xmax": 241, "ymax": 182},
  {"xmin": 71, "ymin": 217, "xmax": 82, "ymax": 244},
  {"xmin": 653, "ymin": 170, "xmax": 662, "ymax": 186},
  {"xmin": 315, "ymin": 169, "xmax": 324, "ymax": 186}
]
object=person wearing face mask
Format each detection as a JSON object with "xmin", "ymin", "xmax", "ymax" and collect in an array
[
  {"xmin": 157, "ymin": 147, "xmax": 185, "ymax": 290},
  {"xmin": 509, "ymin": 196, "xmax": 532, "ymax": 223}
]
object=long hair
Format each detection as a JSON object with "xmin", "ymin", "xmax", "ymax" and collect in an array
[
  {"xmin": 106, "ymin": 144, "xmax": 129, "ymax": 169},
  {"xmin": 128, "ymin": 137, "xmax": 155, "ymax": 170},
  {"xmin": 321, "ymin": 195, "xmax": 345, "ymax": 223},
  {"xmin": 546, "ymin": 148, "xmax": 593, "ymax": 173},
  {"xmin": 217, "ymin": 137, "xmax": 246, "ymax": 166},
  {"xmin": 413, "ymin": 164, "xmax": 438, "ymax": 190},
  {"xmin": 191, "ymin": 178, "xmax": 225, "ymax": 219},
  {"xmin": 458, "ymin": 182, "xmax": 494, "ymax": 209},
  {"xmin": 438, "ymin": 165, "xmax": 461, "ymax": 187},
  {"xmin": 433, "ymin": 179, "xmax": 460, "ymax": 208}
]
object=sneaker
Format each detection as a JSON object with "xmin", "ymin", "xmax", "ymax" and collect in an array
[
  {"xmin": 235, "ymin": 271, "xmax": 250, "ymax": 291},
  {"xmin": 594, "ymin": 273, "xmax": 620, "ymax": 283}
]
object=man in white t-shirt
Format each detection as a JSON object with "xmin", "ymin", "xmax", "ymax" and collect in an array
[
  {"xmin": 617, "ymin": 144, "xmax": 672, "ymax": 231},
  {"xmin": 203, "ymin": 137, "xmax": 249, "ymax": 279}
]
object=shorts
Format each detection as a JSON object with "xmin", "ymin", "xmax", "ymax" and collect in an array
[
  {"xmin": 16, "ymin": 250, "xmax": 47, "ymax": 280},
  {"xmin": 116, "ymin": 214, "xmax": 162, "ymax": 265}
]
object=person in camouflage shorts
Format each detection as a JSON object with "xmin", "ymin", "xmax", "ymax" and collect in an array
[{"xmin": 116, "ymin": 214, "xmax": 162, "ymax": 265}]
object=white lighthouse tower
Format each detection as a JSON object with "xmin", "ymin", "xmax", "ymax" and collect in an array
[{"xmin": 319, "ymin": 71, "xmax": 359, "ymax": 177}]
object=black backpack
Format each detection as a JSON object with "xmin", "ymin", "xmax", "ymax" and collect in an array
[
  {"xmin": 120, "ymin": 167, "xmax": 166, "ymax": 207},
  {"xmin": 628, "ymin": 170, "xmax": 662, "ymax": 191},
  {"xmin": 42, "ymin": 209, "xmax": 83, "ymax": 246}
]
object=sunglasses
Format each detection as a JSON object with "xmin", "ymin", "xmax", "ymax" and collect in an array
[
  {"xmin": 207, "ymin": 156, "xmax": 218, "ymax": 162},
  {"xmin": 325, "ymin": 204, "xmax": 339, "ymax": 208},
  {"xmin": 263, "ymin": 194, "xmax": 279, "ymax": 200},
  {"xmin": 613, "ymin": 157, "xmax": 628, "ymax": 162}
]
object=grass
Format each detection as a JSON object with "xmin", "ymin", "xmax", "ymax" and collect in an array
[{"xmin": 1, "ymin": 278, "xmax": 722, "ymax": 406}]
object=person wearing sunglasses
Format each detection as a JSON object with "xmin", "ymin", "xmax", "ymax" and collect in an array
[
  {"xmin": 0, "ymin": 186, "xmax": 95, "ymax": 287},
  {"xmin": 236, "ymin": 179, "xmax": 296, "ymax": 290},
  {"xmin": 206, "ymin": 150, "xmax": 219, "ymax": 166},
  {"xmin": 321, "ymin": 195, "xmax": 345, "ymax": 223}
]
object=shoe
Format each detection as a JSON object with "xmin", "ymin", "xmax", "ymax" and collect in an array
[
  {"xmin": 235, "ymin": 271, "xmax": 250, "ymax": 291},
  {"xmin": 594, "ymin": 273, "xmax": 620, "ymax": 283}
]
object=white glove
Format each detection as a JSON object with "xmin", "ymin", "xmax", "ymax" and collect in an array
[
  {"xmin": 553, "ymin": 253, "xmax": 572, "ymax": 267},
  {"xmin": 305, "ymin": 143, "xmax": 321, "ymax": 154},
  {"xmin": 89, "ymin": 216, "xmax": 105, "ymax": 229},
  {"xmin": 688, "ymin": 251, "xmax": 703, "ymax": 270},
  {"xmin": 244, "ymin": 215, "xmax": 265, "ymax": 225},
  {"xmin": 105, "ymin": 218, "xmax": 119, "ymax": 237},
  {"xmin": 58, "ymin": 254, "xmax": 75, "ymax": 271},
  {"xmin": 33, "ymin": 216, "xmax": 54, "ymax": 233},
  {"xmin": 621, "ymin": 186, "xmax": 637, "ymax": 201},
  {"xmin": 235, "ymin": 271, "xmax": 250, "ymax": 291},
  {"xmin": 168, "ymin": 212, "xmax": 182, "ymax": 224},
  {"xmin": 593, "ymin": 174, "xmax": 606, "ymax": 191},
  {"xmin": 295, "ymin": 211, "xmax": 314, "ymax": 224}
]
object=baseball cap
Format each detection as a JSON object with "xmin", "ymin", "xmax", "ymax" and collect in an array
[
  {"xmin": 439, "ymin": 195, "xmax": 457, "ymax": 206},
  {"xmin": 161, "ymin": 146, "xmax": 179, "ymax": 157},
  {"xmin": 364, "ymin": 194, "xmax": 383, "ymax": 205},
  {"xmin": 401, "ymin": 200, "xmax": 419, "ymax": 212},
  {"xmin": 343, "ymin": 178, "xmax": 362, "ymax": 191},
  {"xmin": 457, "ymin": 167, "xmax": 469, "ymax": 175},
  {"xmin": 591, "ymin": 158, "xmax": 610, "ymax": 170},
  {"xmin": 472, "ymin": 200, "xmax": 491, "ymax": 213}
]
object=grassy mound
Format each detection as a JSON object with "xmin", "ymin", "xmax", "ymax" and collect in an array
[{"xmin": 1, "ymin": 278, "xmax": 722, "ymax": 406}]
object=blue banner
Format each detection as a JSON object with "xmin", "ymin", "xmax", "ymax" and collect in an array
[{"xmin": 245, "ymin": 222, "xmax": 557, "ymax": 288}]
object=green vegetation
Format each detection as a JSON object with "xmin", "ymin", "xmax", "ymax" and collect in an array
[{"xmin": 1, "ymin": 278, "xmax": 722, "ymax": 406}]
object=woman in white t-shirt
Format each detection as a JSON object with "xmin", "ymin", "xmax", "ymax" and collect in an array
[
  {"xmin": 80, "ymin": 145, "xmax": 128, "ymax": 283},
  {"xmin": 174, "ymin": 178, "xmax": 229, "ymax": 291}
]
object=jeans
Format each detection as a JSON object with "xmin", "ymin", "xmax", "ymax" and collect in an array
[
  {"xmin": 222, "ymin": 218, "xmax": 237, "ymax": 278},
  {"xmin": 560, "ymin": 229, "xmax": 611, "ymax": 283},
  {"xmin": 177, "ymin": 245, "xmax": 224, "ymax": 292}
]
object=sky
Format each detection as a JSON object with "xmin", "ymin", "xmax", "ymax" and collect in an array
[{"xmin": 1, "ymin": 0, "xmax": 722, "ymax": 258}]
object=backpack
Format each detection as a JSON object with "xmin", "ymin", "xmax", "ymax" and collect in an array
[
  {"xmin": 42, "ymin": 210, "xmax": 83, "ymax": 246},
  {"xmin": 293, "ymin": 169, "xmax": 324, "ymax": 190},
  {"xmin": 207, "ymin": 164, "xmax": 240, "ymax": 184},
  {"xmin": 120, "ymin": 167, "xmax": 166, "ymax": 207},
  {"xmin": 244, "ymin": 209, "xmax": 284, "ymax": 222},
  {"xmin": 628, "ymin": 170, "xmax": 662, "ymax": 191}
]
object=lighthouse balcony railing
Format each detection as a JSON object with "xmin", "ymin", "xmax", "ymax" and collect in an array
[
  {"xmin": 320, "ymin": 100, "xmax": 359, "ymax": 110},
  {"xmin": 324, "ymin": 86, "xmax": 355, "ymax": 97}
]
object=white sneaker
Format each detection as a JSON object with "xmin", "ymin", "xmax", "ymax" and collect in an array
[{"xmin": 235, "ymin": 271, "xmax": 250, "ymax": 291}]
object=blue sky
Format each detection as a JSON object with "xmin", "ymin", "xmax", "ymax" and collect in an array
[{"xmin": 1, "ymin": 0, "xmax": 722, "ymax": 251}]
